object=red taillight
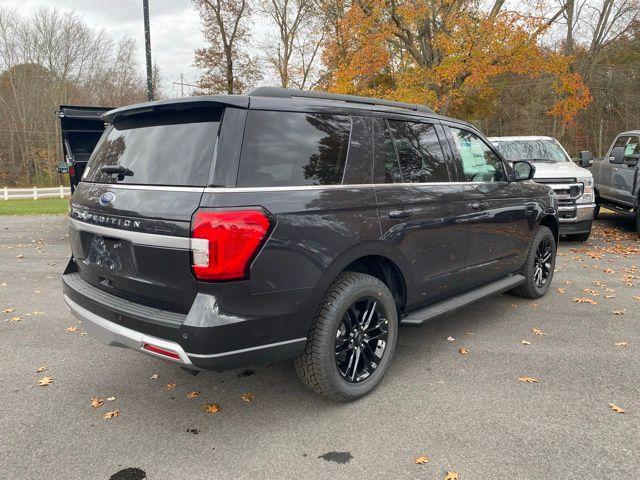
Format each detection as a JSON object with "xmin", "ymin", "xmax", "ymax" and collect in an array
[
  {"xmin": 68, "ymin": 165, "xmax": 75, "ymax": 177},
  {"xmin": 142, "ymin": 343, "xmax": 181, "ymax": 360},
  {"xmin": 190, "ymin": 209, "xmax": 271, "ymax": 281}
]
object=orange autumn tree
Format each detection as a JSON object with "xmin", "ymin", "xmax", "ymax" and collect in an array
[{"xmin": 321, "ymin": 0, "xmax": 591, "ymax": 123}]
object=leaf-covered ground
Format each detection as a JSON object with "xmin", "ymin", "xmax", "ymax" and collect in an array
[{"xmin": 0, "ymin": 212, "xmax": 638, "ymax": 479}]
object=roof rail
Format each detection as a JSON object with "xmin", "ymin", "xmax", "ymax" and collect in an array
[{"xmin": 249, "ymin": 87, "xmax": 434, "ymax": 114}]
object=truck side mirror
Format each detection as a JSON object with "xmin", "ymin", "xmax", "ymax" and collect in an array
[
  {"xmin": 579, "ymin": 151, "xmax": 593, "ymax": 167},
  {"xmin": 512, "ymin": 161, "xmax": 536, "ymax": 181},
  {"xmin": 57, "ymin": 161, "xmax": 69, "ymax": 174},
  {"xmin": 624, "ymin": 153, "xmax": 640, "ymax": 167},
  {"xmin": 610, "ymin": 146, "xmax": 625, "ymax": 164}
]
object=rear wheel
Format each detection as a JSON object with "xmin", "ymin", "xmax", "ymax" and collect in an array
[
  {"xmin": 294, "ymin": 272, "xmax": 398, "ymax": 401},
  {"xmin": 511, "ymin": 226, "xmax": 556, "ymax": 299}
]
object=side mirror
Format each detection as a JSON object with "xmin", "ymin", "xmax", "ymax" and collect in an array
[
  {"xmin": 513, "ymin": 161, "xmax": 536, "ymax": 181},
  {"xmin": 57, "ymin": 161, "xmax": 69, "ymax": 174},
  {"xmin": 610, "ymin": 146, "xmax": 625, "ymax": 164},
  {"xmin": 624, "ymin": 153, "xmax": 640, "ymax": 167},
  {"xmin": 579, "ymin": 151, "xmax": 594, "ymax": 167}
]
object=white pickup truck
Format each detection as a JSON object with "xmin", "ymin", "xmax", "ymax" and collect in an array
[{"xmin": 489, "ymin": 136, "xmax": 596, "ymax": 242}]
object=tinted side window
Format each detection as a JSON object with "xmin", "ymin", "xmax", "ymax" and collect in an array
[
  {"xmin": 384, "ymin": 125, "xmax": 402, "ymax": 183},
  {"xmin": 450, "ymin": 127, "xmax": 507, "ymax": 182},
  {"xmin": 614, "ymin": 135, "xmax": 640, "ymax": 156},
  {"xmin": 387, "ymin": 120, "xmax": 449, "ymax": 183},
  {"xmin": 238, "ymin": 111, "xmax": 352, "ymax": 187}
]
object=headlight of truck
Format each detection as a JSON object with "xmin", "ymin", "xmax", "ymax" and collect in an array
[{"xmin": 576, "ymin": 176, "xmax": 594, "ymax": 204}]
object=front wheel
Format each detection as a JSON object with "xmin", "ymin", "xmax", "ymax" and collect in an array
[
  {"xmin": 510, "ymin": 226, "xmax": 556, "ymax": 299},
  {"xmin": 294, "ymin": 272, "xmax": 398, "ymax": 401}
]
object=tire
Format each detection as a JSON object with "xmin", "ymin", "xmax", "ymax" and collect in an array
[
  {"xmin": 294, "ymin": 272, "xmax": 398, "ymax": 402},
  {"xmin": 566, "ymin": 228, "xmax": 591, "ymax": 242},
  {"xmin": 510, "ymin": 225, "xmax": 556, "ymax": 299},
  {"xmin": 593, "ymin": 204, "xmax": 600, "ymax": 220}
]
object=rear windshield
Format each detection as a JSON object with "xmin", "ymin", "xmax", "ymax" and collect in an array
[
  {"xmin": 238, "ymin": 111, "xmax": 352, "ymax": 187},
  {"xmin": 83, "ymin": 109, "xmax": 221, "ymax": 186}
]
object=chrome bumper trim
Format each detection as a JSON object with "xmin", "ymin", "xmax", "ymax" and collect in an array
[
  {"xmin": 64, "ymin": 295, "xmax": 193, "ymax": 365},
  {"xmin": 557, "ymin": 204, "xmax": 596, "ymax": 223}
]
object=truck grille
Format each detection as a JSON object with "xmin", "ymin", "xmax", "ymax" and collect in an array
[{"xmin": 535, "ymin": 178, "xmax": 583, "ymax": 220}]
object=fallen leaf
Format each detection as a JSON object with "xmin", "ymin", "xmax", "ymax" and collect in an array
[
  {"xmin": 150, "ymin": 373, "xmax": 159, "ymax": 380},
  {"xmin": 521, "ymin": 340, "xmax": 531, "ymax": 345},
  {"xmin": 574, "ymin": 297, "xmax": 597, "ymax": 305},
  {"xmin": 107, "ymin": 396, "xmax": 116, "ymax": 401},
  {"xmin": 163, "ymin": 383, "xmax": 177, "ymax": 391},
  {"xmin": 612, "ymin": 310, "xmax": 625, "ymax": 315},
  {"xmin": 203, "ymin": 403, "xmax": 221, "ymax": 414},
  {"xmin": 614, "ymin": 341, "xmax": 629, "ymax": 347},
  {"xmin": 604, "ymin": 268, "xmax": 615, "ymax": 274},
  {"xmin": 37, "ymin": 376, "xmax": 53, "ymax": 386},
  {"xmin": 444, "ymin": 472, "xmax": 459, "ymax": 480},
  {"xmin": 103, "ymin": 409, "xmax": 120, "ymax": 419},
  {"xmin": 529, "ymin": 303, "xmax": 538, "ymax": 308},
  {"xmin": 518, "ymin": 376, "xmax": 539, "ymax": 383},
  {"xmin": 458, "ymin": 347, "xmax": 469, "ymax": 356},
  {"xmin": 415, "ymin": 455, "xmax": 430, "ymax": 465},
  {"xmin": 241, "ymin": 392, "xmax": 256, "ymax": 402},
  {"xmin": 16, "ymin": 254, "xmax": 24, "ymax": 259},
  {"xmin": 532, "ymin": 328, "xmax": 546, "ymax": 336},
  {"xmin": 36, "ymin": 366, "xmax": 46, "ymax": 373},
  {"xmin": 633, "ymin": 296, "xmax": 640, "ymax": 301},
  {"xmin": 510, "ymin": 304, "xmax": 518, "ymax": 308},
  {"xmin": 604, "ymin": 295, "xmax": 615, "ymax": 299},
  {"xmin": 446, "ymin": 336, "xmax": 455, "ymax": 342},
  {"xmin": 563, "ymin": 281, "xmax": 573, "ymax": 285},
  {"xmin": 186, "ymin": 391, "xmax": 200, "ymax": 399},
  {"xmin": 2, "ymin": 307, "xmax": 15, "ymax": 314},
  {"xmin": 32, "ymin": 311, "xmax": 43, "ymax": 316},
  {"xmin": 464, "ymin": 331, "xmax": 473, "ymax": 336},
  {"xmin": 64, "ymin": 326, "xmax": 78, "ymax": 333},
  {"xmin": 557, "ymin": 288, "xmax": 566, "ymax": 294},
  {"xmin": 91, "ymin": 397, "xmax": 103, "ymax": 409},
  {"xmin": 583, "ymin": 288, "xmax": 599, "ymax": 296},
  {"xmin": 8, "ymin": 316, "xmax": 22, "ymax": 322},
  {"xmin": 609, "ymin": 403, "xmax": 625, "ymax": 414}
]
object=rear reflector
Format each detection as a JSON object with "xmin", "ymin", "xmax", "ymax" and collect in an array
[
  {"xmin": 190, "ymin": 209, "xmax": 271, "ymax": 281},
  {"xmin": 142, "ymin": 343, "xmax": 181, "ymax": 360}
]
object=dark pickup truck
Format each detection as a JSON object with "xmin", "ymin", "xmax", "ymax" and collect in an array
[
  {"xmin": 61, "ymin": 88, "xmax": 559, "ymax": 401},
  {"xmin": 586, "ymin": 131, "xmax": 640, "ymax": 231},
  {"xmin": 56, "ymin": 105, "xmax": 111, "ymax": 191}
]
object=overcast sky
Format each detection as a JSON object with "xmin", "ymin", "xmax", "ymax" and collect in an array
[{"xmin": 0, "ymin": 0, "xmax": 209, "ymax": 97}]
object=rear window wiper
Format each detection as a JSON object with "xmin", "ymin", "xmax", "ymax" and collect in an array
[{"xmin": 99, "ymin": 165, "xmax": 134, "ymax": 180}]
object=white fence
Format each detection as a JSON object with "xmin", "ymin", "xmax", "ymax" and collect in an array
[{"xmin": 3, "ymin": 186, "xmax": 71, "ymax": 200}]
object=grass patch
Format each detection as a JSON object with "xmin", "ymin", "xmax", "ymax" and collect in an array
[{"xmin": 0, "ymin": 198, "xmax": 69, "ymax": 216}]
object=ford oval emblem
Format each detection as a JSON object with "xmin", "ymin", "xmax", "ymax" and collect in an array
[{"xmin": 99, "ymin": 191, "xmax": 116, "ymax": 206}]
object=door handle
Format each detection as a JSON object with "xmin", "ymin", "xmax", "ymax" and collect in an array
[
  {"xmin": 471, "ymin": 201, "xmax": 489, "ymax": 210},
  {"xmin": 388, "ymin": 209, "xmax": 412, "ymax": 219}
]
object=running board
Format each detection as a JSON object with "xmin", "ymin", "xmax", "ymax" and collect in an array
[{"xmin": 401, "ymin": 274, "xmax": 526, "ymax": 325}]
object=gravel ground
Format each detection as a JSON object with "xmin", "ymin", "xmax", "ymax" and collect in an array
[{"xmin": 0, "ymin": 212, "xmax": 638, "ymax": 480}]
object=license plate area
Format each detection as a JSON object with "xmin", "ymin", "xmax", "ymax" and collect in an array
[{"xmin": 82, "ymin": 234, "xmax": 136, "ymax": 273}]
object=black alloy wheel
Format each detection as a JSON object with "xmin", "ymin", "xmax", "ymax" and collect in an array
[
  {"xmin": 334, "ymin": 296, "xmax": 389, "ymax": 383},
  {"xmin": 533, "ymin": 236, "xmax": 553, "ymax": 288}
]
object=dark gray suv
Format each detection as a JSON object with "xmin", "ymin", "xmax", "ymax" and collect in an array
[{"xmin": 62, "ymin": 87, "xmax": 559, "ymax": 401}]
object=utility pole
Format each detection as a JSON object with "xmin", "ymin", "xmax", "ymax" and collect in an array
[
  {"xmin": 172, "ymin": 74, "xmax": 198, "ymax": 98},
  {"xmin": 143, "ymin": 0, "xmax": 154, "ymax": 101}
]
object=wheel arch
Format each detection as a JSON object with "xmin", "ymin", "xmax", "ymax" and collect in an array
[{"xmin": 539, "ymin": 214, "xmax": 559, "ymax": 244}]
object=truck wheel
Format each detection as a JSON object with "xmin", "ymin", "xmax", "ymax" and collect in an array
[
  {"xmin": 511, "ymin": 226, "xmax": 556, "ymax": 299},
  {"xmin": 566, "ymin": 227, "xmax": 591, "ymax": 242},
  {"xmin": 294, "ymin": 272, "xmax": 398, "ymax": 402}
]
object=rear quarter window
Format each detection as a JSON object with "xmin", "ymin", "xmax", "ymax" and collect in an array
[
  {"xmin": 83, "ymin": 109, "xmax": 221, "ymax": 186},
  {"xmin": 238, "ymin": 111, "xmax": 352, "ymax": 187}
]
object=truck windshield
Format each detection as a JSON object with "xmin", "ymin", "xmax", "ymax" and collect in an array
[
  {"xmin": 82, "ymin": 109, "xmax": 221, "ymax": 186},
  {"xmin": 493, "ymin": 139, "xmax": 569, "ymax": 163}
]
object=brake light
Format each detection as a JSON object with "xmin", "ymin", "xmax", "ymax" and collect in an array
[{"xmin": 190, "ymin": 209, "xmax": 271, "ymax": 281}]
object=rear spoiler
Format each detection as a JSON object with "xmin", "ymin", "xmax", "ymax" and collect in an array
[{"xmin": 102, "ymin": 95, "xmax": 250, "ymax": 123}]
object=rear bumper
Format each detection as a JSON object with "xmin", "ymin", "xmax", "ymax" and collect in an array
[{"xmin": 62, "ymin": 267, "xmax": 309, "ymax": 371}]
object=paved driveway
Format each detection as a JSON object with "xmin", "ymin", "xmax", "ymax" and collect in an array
[{"xmin": 1, "ymin": 213, "xmax": 638, "ymax": 479}]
